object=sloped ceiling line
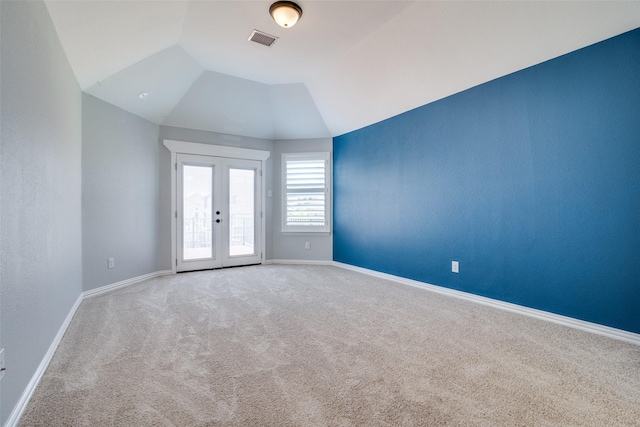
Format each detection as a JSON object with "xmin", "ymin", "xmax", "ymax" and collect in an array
[{"xmin": 44, "ymin": 0, "xmax": 640, "ymax": 140}]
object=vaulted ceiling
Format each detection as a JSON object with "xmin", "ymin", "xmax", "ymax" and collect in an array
[{"xmin": 45, "ymin": 1, "xmax": 640, "ymax": 140}]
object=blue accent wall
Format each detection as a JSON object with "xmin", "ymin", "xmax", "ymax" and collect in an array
[{"xmin": 333, "ymin": 29, "xmax": 640, "ymax": 334}]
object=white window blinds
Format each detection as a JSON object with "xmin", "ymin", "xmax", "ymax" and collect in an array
[{"xmin": 282, "ymin": 153, "xmax": 330, "ymax": 233}]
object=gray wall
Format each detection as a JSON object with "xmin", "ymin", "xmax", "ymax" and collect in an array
[
  {"xmin": 272, "ymin": 138, "xmax": 333, "ymax": 261},
  {"xmin": 0, "ymin": 3, "xmax": 330, "ymax": 420},
  {"xmin": 0, "ymin": 1, "xmax": 83, "ymax": 424},
  {"xmin": 158, "ymin": 126, "xmax": 275, "ymax": 267},
  {"xmin": 82, "ymin": 94, "xmax": 160, "ymax": 291}
]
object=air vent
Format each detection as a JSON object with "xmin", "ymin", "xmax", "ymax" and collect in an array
[{"xmin": 248, "ymin": 29, "xmax": 278, "ymax": 47}]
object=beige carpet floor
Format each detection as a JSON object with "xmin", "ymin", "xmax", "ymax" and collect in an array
[{"xmin": 20, "ymin": 265, "xmax": 640, "ymax": 426}]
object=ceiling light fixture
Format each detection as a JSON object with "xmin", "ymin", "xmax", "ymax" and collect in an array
[
  {"xmin": 138, "ymin": 92, "xmax": 148, "ymax": 99},
  {"xmin": 269, "ymin": 1, "xmax": 302, "ymax": 28}
]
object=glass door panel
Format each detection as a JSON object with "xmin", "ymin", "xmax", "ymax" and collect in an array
[
  {"xmin": 229, "ymin": 168, "xmax": 255, "ymax": 257},
  {"xmin": 183, "ymin": 165, "xmax": 213, "ymax": 260},
  {"xmin": 222, "ymin": 159, "xmax": 262, "ymax": 267},
  {"xmin": 176, "ymin": 154, "xmax": 222, "ymax": 272},
  {"xmin": 176, "ymin": 155, "xmax": 262, "ymax": 271}
]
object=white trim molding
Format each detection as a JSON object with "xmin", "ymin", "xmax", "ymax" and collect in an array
[
  {"xmin": 83, "ymin": 270, "xmax": 172, "ymax": 299},
  {"xmin": 333, "ymin": 262, "xmax": 640, "ymax": 346},
  {"xmin": 163, "ymin": 139, "xmax": 270, "ymax": 161},
  {"xmin": 265, "ymin": 259, "xmax": 333, "ymax": 266},
  {"xmin": 163, "ymin": 139, "xmax": 270, "ymax": 274},
  {"xmin": 4, "ymin": 294, "xmax": 83, "ymax": 427},
  {"xmin": 6, "ymin": 270, "xmax": 173, "ymax": 427}
]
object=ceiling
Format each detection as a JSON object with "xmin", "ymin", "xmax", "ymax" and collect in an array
[{"xmin": 44, "ymin": 1, "xmax": 640, "ymax": 140}]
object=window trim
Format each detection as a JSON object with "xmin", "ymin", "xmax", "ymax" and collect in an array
[{"xmin": 281, "ymin": 152, "xmax": 331, "ymax": 234}]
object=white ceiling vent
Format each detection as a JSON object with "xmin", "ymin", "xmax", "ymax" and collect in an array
[{"xmin": 248, "ymin": 30, "xmax": 278, "ymax": 47}]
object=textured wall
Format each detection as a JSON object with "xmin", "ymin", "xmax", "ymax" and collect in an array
[
  {"xmin": 0, "ymin": 1, "xmax": 83, "ymax": 423},
  {"xmin": 272, "ymin": 138, "xmax": 333, "ymax": 261},
  {"xmin": 334, "ymin": 29, "xmax": 640, "ymax": 333},
  {"xmin": 82, "ymin": 94, "xmax": 160, "ymax": 291},
  {"xmin": 158, "ymin": 126, "xmax": 274, "ymax": 266}
]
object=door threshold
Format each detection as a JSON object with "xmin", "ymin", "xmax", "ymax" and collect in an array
[{"xmin": 177, "ymin": 263, "xmax": 262, "ymax": 274}]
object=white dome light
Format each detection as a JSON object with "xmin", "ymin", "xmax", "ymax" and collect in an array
[{"xmin": 269, "ymin": 1, "xmax": 302, "ymax": 28}]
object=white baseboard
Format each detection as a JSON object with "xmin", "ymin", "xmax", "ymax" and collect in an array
[
  {"xmin": 5, "ymin": 270, "xmax": 173, "ymax": 427},
  {"xmin": 265, "ymin": 259, "xmax": 333, "ymax": 266},
  {"xmin": 333, "ymin": 261, "xmax": 640, "ymax": 346},
  {"xmin": 83, "ymin": 270, "xmax": 172, "ymax": 299},
  {"xmin": 4, "ymin": 294, "xmax": 83, "ymax": 427}
]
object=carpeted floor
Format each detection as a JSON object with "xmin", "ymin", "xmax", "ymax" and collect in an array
[{"xmin": 20, "ymin": 265, "xmax": 640, "ymax": 426}]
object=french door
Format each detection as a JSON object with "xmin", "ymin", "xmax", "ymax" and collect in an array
[{"xmin": 176, "ymin": 154, "xmax": 262, "ymax": 272}]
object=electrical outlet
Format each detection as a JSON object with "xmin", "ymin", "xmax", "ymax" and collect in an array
[
  {"xmin": 452, "ymin": 261, "xmax": 459, "ymax": 273},
  {"xmin": 0, "ymin": 348, "xmax": 5, "ymax": 380},
  {"xmin": 108, "ymin": 258, "xmax": 115, "ymax": 269},
  {"xmin": 305, "ymin": 242, "xmax": 311, "ymax": 250}
]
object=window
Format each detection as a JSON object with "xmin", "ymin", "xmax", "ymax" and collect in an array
[{"xmin": 282, "ymin": 152, "xmax": 330, "ymax": 233}]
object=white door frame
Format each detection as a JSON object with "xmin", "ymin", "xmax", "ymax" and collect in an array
[
  {"xmin": 176, "ymin": 154, "xmax": 223, "ymax": 272},
  {"xmin": 221, "ymin": 158, "xmax": 263, "ymax": 267},
  {"xmin": 164, "ymin": 139, "xmax": 270, "ymax": 274}
]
